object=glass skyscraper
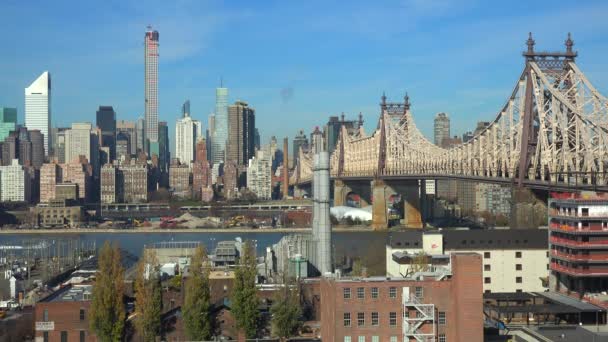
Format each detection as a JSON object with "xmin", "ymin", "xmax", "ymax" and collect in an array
[
  {"xmin": 25, "ymin": 71, "xmax": 51, "ymax": 156},
  {"xmin": 211, "ymin": 87, "xmax": 228, "ymax": 164},
  {"xmin": 0, "ymin": 107, "xmax": 17, "ymax": 142},
  {"xmin": 144, "ymin": 26, "xmax": 159, "ymax": 152}
]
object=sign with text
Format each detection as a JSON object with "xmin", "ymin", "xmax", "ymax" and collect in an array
[{"xmin": 35, "ymin": 321, "xmax": 54, "ymax": 331}]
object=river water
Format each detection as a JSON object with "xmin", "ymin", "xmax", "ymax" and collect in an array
[{"xmin": 0, "ymin": 231, "xmax": 391, "ymax": 274}]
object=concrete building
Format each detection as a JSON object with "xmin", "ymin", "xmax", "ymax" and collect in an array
[
  {"xmin": 223, "ymin": 161, "xmax": 238, "ymax": 200},
  {"xmin": 40, "ymin": 163, "xmax": 61, "ymax": 203},
  {"xmin": 145, "ymin": 27, "xmax": 159, "ymax": 152},
  {"xmin": 64, "ymin": 122, "xmax": 98, "ymax": 165},
  {"xmin": 211, "ymin": 87, "xmax": 228, "ymax": 165},
  {"xmin": 100, "ymin": 164, "xmax": 119, "ymax": 204},
  {"xmin": 247, "ymin": 147, "xmax": 272, "ymax": 200},
  {"xmin": 192, "ymin": 139, "xmax": 211, "ymax": 200},
  {"xmin": 169, "ymin": 162, "xmax": 191, "ymax": 197},
  {"xmin": 175, "ymin": 103, "xmax": 202, "ymax": 166},
  {"xmin": 25, "ymin": 71, "xmax": 51, "ymax": 156},
  {"xmin": 28, "ymin": 129, "xmax": 44, "ymax": 169},
  {"xmin": 325, "ymin": 113, "xmax": 363, "ymax": 154},
  {"xmin": 321, "ymin": 253, "xmax": 483, "ymax": 342},
  {"xmin": 61, "ymin": 162, "xmax": 92, "ymax": 202},
  {"xmin": 0, "ymin": 107, "xmax": 17, "ymax": 143},
  {"xmin": 50, "ymin": 127, "xmax": 68, "ymax": 163},
  {"xmin": 116, "ymin": 120, "xmax": 137, "ymax": 156},
  {"xmin": 116, "ymin": 132, "xmax": 130, "ymax": 162},
  {"xmin": 55, "ymin": 183, "xmax": 78, "ymax": 202},
  {"xmin": 386, "ymin": 229, "xmax": 549, "ymax": 293},
  {"xmin": 119, "ymin": 161, "xmax": 147, "ymax": 203},
  {"xmin": 475, "ymin": 183, "xmax": 511, "ymax": 217},
  {"xmin": 96, "ymin": 106, "xmax": 116, "ymax": 161},
  {"xmin": 292, "ymin": 130, "xmax": 308, "ymax": 166},
  {"xmin": 30, "ymin": 199, "xmax": 84, "ymax": 227},
  {"xmin": 433, "ymin": 112, "xmax": 450, "ymax": 147},
  {"xmin": 549, "ymin": 193, "xmax": 608, "ymax": 296},
  {"xmin": 226, "ymin": 100, "xmax": 255, "ymax": 166},
  {"xmin": 35, "ymin": 285, "xmax": 96, "ymax": 342},
  {"xmin": 0, "ymin": 159, "xmax": 30, "ymax": 202},
  {"xmin": 135, "ymin": 117, "xmax": 145, "ymax": 154}
]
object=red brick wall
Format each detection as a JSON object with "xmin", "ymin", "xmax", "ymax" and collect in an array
[
  {"xmin": 451, "ymin": 253, "xmax": 483, "ymax": 342},
  {"xmin": 34, "ymin": 301, "xmax": 97, "ymax": 342}
]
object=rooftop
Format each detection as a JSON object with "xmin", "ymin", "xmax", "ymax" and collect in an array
[
  {"xmin": 40, "ymin": 284, "xmax": 92, "ymax": 303},
  {"xmin": 389, "ymin": 229, "xmax": 548, "ymax": 250}
]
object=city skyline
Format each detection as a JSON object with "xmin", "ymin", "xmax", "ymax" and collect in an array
[{"xmin": 2, "ymin": 1, "xmax": 608, "ymax": 146}]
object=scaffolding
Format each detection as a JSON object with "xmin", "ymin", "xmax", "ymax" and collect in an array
[{"xmin": 402, "ymin": 287, "xmax": 436, "ymax": 342}]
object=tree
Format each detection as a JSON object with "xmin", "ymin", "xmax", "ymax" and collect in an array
[
  {"xmin": 134, "ymin": 249, "xmax": 162, "ymax": 342},
  {"xmin": 351, "ymin": 258, "xmax": 363, "ymax": 276},
  {"xmin": 271, "ymin": 279, "xmax": 302, "ymax": 340},
  {"xmin": 90, "ymin": 242, "xmax": 126, "ymax": 342},
  {"xmin": 232, "ymin": 241, "xmax": 260, "ymax": 338},
  {"xmin": 182, "ymin": 246, "xmax": 212, "ymax": 340}
]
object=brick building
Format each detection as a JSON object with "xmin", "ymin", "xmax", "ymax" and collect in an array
[
  {"xmin": 34, "ymin": 285, "xmax": 97, "ymax": 342},
  {"xmin": 30, "ymin": 199, "xmax": 83, "ymax": 227},
  {"xmin": 321, "ymin": 253, "xmax": 483, "ymax": 342},
  {"xmin": 169, "ymin": 162, "xmax": 191, "ymax": 197},
  {"xmin": 119, "ymin": 162, "xmax": 148, "ymax": 203},
  {"xmin": 40, "ymin": 163, "xmax": 61, "ymax": 203}
]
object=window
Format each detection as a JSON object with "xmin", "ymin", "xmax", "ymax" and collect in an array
[
  {"xmin": 343, "ymin": 288, "xmax": 351, "ymax": 299},
  {"xmin": 344, "ymin": 312, "xmax": 351, "ymax": 327},
  {"xmin": 371, "ymin": 312, "xmax": 379, "ymax": 326},
  {"xmin": 485, "ymin": 290, "xmax": 491, "ymax": 294},
  {"xmin": 80, "ymin": 331, "xmax": 85, "ymax": 342},
  {"xmin": 358, "ymin": 337, "xmax": 365, "ymax": 342},
  {"xmin": 344, "ymin": 337, "xmax": 351, "ymax": 342},
  {"xmin": 404, "ymin": 310, "xmax": 409, "ymax": 318},
  {"xmin": 484, "ymin": 277, "xmax": 491, "ymax": 284},
  {"xmin": 484, "ymin": 252, "xmax": 491, "ymax": 258},
  {"xmin": 438, "ymin": 311, "xmax": 446, "ymax": 325},
  {"xmin": 547, "ymin": 264, "xmax": 550, "ymax": 270},
  {"xmin": 357, "ymin": 287, "xmax": 364, "ymax": 299},
  {"xmin": 439, "ymin": 334, "xmax": 446, "ymax": 342},
  {"xmin": 516, "ymin": 289, "xmax": 523, "ymax": 293},
  {"xmin": 61, "ymin": 331, "xmax": 68, "ymax": 342},
  {"xmin": 389, "ymin": 312, "xmax": 397, "ymax": 326},
  {"xmin": 484, "ymin": 264, "xmax": 491, "ymax": 271},
  {"xmin": 389, "ymin": 287, "xmax": 397, "ymax": 298},
  {"xmin": 43, "ymin": 332, "xmax": 49, "ymax": 342},
  {"xmin": 43, "ymin": 309, "xmax": 49, "ymax": 322},
  {"xmin": 516, "ymin": 264, "xmax": 522, "ymax": 271},
  {"xmin": 79, "ymin": 308, "xmax": 85, "ymax": 320},
  {"xmin": 357, "ymin": 312, "xmax": 365, "ymax": 326},
  {"xmin": 372, "ymin": 336, "xmax": 379, "ymax": 342},
  {"xmin": 371, "ymin": 287, "xmax": 379, "ymax": 299},
  {"xmin": 415, "ymin": 286, "xmax": 423, "ymax": 298},
  {"xmin": 516, "ymin": 277, "xmax": 522, "ymax": 283},
  {"xmin": 390, "ymin": 337, "xmax": 398, "ymax": 342},
  {"xmin": 515, "ymin": 251, "xmax": 522, "ymax": 258}
]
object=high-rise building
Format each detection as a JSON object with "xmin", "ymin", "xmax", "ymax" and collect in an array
[
  {"xmin": 61, "ymin": 162, "xmax": 92, "ymax": 202},
  {"xmin": 100, "ymin": 164, "xmax": 118, "ymax": 204},
  {"xmin": 223, "ymin": 161, "xmax": 238, "ymax": 199},
  {"xmin": 28, "ymin": 129, "xmax": 44, "ymax": 169},
  {"xmin": 144, "ymin": 27, "xmax": 159, "ymax": 152},
  {"xmin": 116, "ymin": 132, "xmax": 130, "ymax": 162},
  {"xmin": 0, "ymin": 107, "xmax": 17, "ymax": 142},
  {"xmin": 117, "ymin": 120, "xmax": 137, "ymax": 156},
  {"xmin": 1, "ymin": 127, "xmax": 44, "ymax": 169},
  {"xmin": 292, "ymin": 130, "xmax": 309, "ymax": 165},
  {"xmin": 247, "ymin": 147, "xmax": 272, "ymax": 200},
  {"xmin": 50, "ymin": 127, "xmax": 68, "ymax": 163},
  {"xmin": 136, "ymin": 117, "xmax": 145, "ymax": 154},
  {"xmin": 175, "ymin": 101, "xmax": 202, "ymax": 166},
  {"xmin": 192, "ymin": 138, "xmax": 210, "ymax": 200},
  {"xmin": 169, "ymin": 162, "xmax": 191, "ymax": 197},
  {"xmin": 0, "ymin": 159, "xmax": 30, "ymax": 202},
  {"xmin": 25, "ymin": 72, "xmax": 51, "ymax": 156},
  {"xmin": 96, "ymin": 106, "xmax": 116, "ymax": 161},
  {"xmin": 158, "ymin": 121, "xmax": 170, "ymax": 176},
  {"xmin": 462, "ymin": 131, "xmax": 474, "ymax": 143},
  {"xmin": 254, "ymin": 128, "xmax": 261, "ymax": 150},
  {"xmin": 40, "ymin": 163, "xmax": 61, "ymax": 203},
  {"xmin": 434, "ymin": 112, "xmax": 450, "ymax": 147},
  {"xmin": 65, "ymin": 123, "xmax": 97, "ymax": 164},
  {"xmin": 119, "ymin": 162, "xmax": 148, "ymax": 203},
  {"xmin": 211, "ymin": 87, "xmax": 228, "ymax": 164},
  {"xmin": 325, "ymin": 114, "xmax": 362, "ymax": 154},
  {"xmin": 226, "ymin": 101, "xmax": 255, "ymax": 166},
  {"xmin": 1, "ymin": 133, "xmax": 18, "ymax": 166}
]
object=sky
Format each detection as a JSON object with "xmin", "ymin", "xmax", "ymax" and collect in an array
[{"xmin": 1, "ymin": 0, "xmax": 608, "ymax": 150}]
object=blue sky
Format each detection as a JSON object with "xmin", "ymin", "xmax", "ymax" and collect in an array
[{"xmin": 1, "ymin": 0, "xmax": 608, "ymax": 148}]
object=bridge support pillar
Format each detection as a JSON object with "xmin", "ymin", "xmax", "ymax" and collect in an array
[
  {"xmin": 401, "ymin": 180, "xmax": 423, "ymax": 229},
  {"xmin": 333, "ymin": 179, "xmax": 349, "ymax": 207},
  {"xmin": 371, "ymin": 179, "xmax": 388, "ymax": 230}
]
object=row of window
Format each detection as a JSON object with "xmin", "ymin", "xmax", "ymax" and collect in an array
[
  {"xmin": 43, "ymin": 308, "xmax": 85, "ymax": 321},
  {"xmin": 343, "ymin": 286, "xmax": 423, "ymax": 299},
  {"xmin": 41, "ymin": 331, "xmax": 86, "ymax": 342},
  {"xmin": 343, "ymin": 311, "xmax": 447, "ymax": 327},
  {"xmin": 484, "ymin": 264, "xmax": 523, "ymax": 271},
  {"xmin": 484, "ymin": 251, "xmax": 523, "ymax": 258},
  {"xmin": 484, "ymin": 277, "xmax": 523, "ymax": 284},
  {"xmin": 343, "ymin": 335, "xmax": 445, "ymax": 342}
]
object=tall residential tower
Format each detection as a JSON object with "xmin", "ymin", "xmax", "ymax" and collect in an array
[
  {"xmin": 25, "ymin": 71, "xmax": 51, "ymax": 156},
  {"xmin": 434, "ymin": 112, "xmax": 450, "ymax": 147},
  {"xmin": 144, "ymin": 26, "xmax": 159, "ymax": 153},
  {"xmin": 211, "ymin": 86, "xmax": 228, "ymax": 164}
]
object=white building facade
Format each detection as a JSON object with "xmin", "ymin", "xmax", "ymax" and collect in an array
[
  {"xmin": 247, "ymin": 148, "xmax": 272, "ymax": 200},
  {"xmin": 175, "ymin": 113, "xmax": 201, "ymax": 166},
  {"xmin": 25, "ymin": 71, "xmax": 51, "ymax": 156},
  {"xmin": 0, "ymin": 159, "xmax": 29, "ymax": 202},
  {"xmin": 65, "ymin": 123, "xmax": 97, "ymax": 164}
]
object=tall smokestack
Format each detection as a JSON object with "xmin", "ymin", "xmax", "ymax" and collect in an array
[
  {"xmin": 312, "ymin": 127, "xmax": 332, "ymax": 275},
  {"xmin": 282, "ymin": 137, "xmax": 289, "ymax": 199}
]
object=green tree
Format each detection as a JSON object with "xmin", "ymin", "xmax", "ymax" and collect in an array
[
  {"xmin": 271, "ymin": 279, "xmax": 302, "ymax": 340},
  {"xmin": 182, "ymin": 246, "xmax": 212, "ymax": 340},
  {"xmin": 134, "ymin": 249, "xmax": 162, "ymax": 341},
  {"xmin": 232, "ymin": 241, "xmax": 260, "ymax": 338},
  {"xmin": 89, "ymin": 242, "xmax": 126, "ymax": 342},
  {"xmin": 351, "ymin": 258, "xmax": 363, "ymax": 276}
]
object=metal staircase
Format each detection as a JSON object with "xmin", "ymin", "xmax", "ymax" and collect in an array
[{"xmin": 402, "ymin": 287, "xmax": 436, "ymax": 342}]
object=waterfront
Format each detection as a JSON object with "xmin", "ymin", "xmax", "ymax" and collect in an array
[{"xmin": 0, "ymin": 230, "xmax": 389, "ymax": 274}]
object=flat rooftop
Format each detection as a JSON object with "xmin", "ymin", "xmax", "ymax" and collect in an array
[{"xmin": 40, "ymin": 285, "xmax": 92, "ymax": 303}]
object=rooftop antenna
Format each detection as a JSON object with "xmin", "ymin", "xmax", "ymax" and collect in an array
[{"xmin": 220, "ymin": 76, "xmax": 223, "ymax": 88}]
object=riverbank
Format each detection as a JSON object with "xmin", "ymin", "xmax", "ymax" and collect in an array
[{"xmin": 0, "ymin": 226, "xmax": 374, "ymax": 234}]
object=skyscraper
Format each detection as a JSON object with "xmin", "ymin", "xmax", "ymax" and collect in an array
[
  {"xmin": 175, "ymin": 100, "xmax": 202, "ymax": 165},
  {"xmin": 226, "ymin": 100, "xmax": 255, "ymax": 166},
  {"xmin": 0, "ymin": 107, "xmax": 17, "ymax": 142},
  {"xmin": 96, "ymin": 106, "xmax": 116, "ymax": 162},
  {"xmin": 25, "ymin": 71, "xmax": 51, "ymax": 156},
  {"xmin": 434, "ymin": 112, "xmax": 450, "ymax": 147},
  {"xmin": 292, "ymin": 130, "xmax": 309, "ymax": 165},
  {"xmin": 144, "ymin": 27, "xmax": 159, "ymax": 152},
  {"xmin": 117, "ymin": 120, "xmax": 137, "ymax": 155},
  {"xmin": 211, "ymin": 87, "xmax": 228, "ymax": 164},
  {"xmin": 158, "ymin": 121, "xmax": 170, "ymax": 176}
]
